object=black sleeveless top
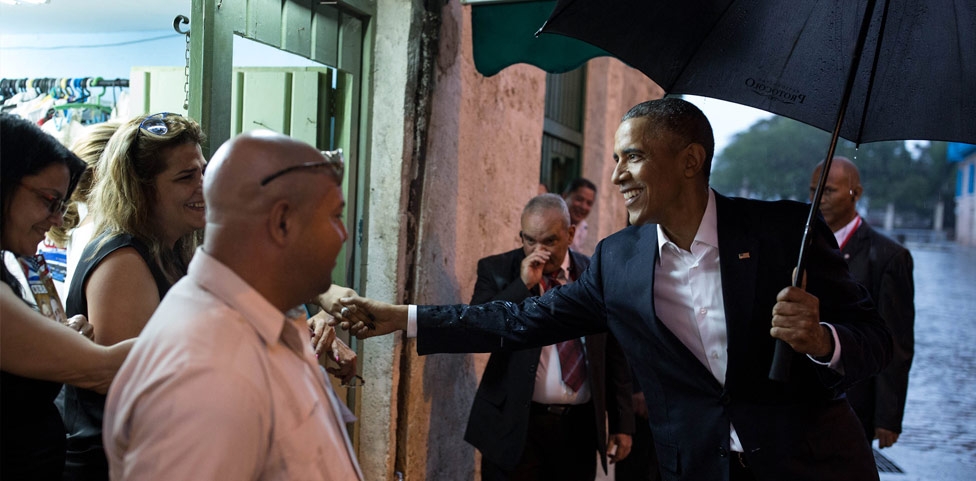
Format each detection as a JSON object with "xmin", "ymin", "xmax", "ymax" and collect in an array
[
  {"xmin": 58, "ymin": 233, "xmax": 172, "ymax": 481},
  {"xmin": 1, "ymin": 323, "xmax": 66, "ymax": 480}
]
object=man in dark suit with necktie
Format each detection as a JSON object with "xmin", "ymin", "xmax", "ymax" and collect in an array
[
  {"xmin": 468, "ymin": 194, "xmax": 633, "ymax": 481},
  {"xmin": 810, "ymin": 157, "xmax": 914, "ymax": 449},
  {"xmin": 336, "ymin": 98, "xmax": 892, "ymax": 481}
]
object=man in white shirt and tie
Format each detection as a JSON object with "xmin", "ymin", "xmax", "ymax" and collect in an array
[
  {"xmin": 465, "ymin": 194, "xmax": 634, "ymax": 480},
  {"xmin": 103, "ymin": 132, "xmax": 362, "ymax": 480}
]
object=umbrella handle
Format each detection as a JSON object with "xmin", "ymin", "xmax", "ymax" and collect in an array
[{"xmin": 769, "ymin": 340, "xmax": 793, "ymax": 382}]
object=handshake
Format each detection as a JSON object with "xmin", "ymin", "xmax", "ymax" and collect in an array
[{"xmin": 313, "ymin": 284, "xmax": 410, "ymax": 340}]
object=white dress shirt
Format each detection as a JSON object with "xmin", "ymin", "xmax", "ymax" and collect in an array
[
  {"xmin": 532, "ymin": 252, "xmax": 591, "ymax": 405},
  {"xmin": 104, "ymin": 248, "xmax": 362, "ymax": 480},
  {"xmin": 654, "ymin": 189, "xmax": 744, "ymax": 451}
]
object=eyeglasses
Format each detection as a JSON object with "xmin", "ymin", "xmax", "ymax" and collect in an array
[
  {"xmin": 259, "ymin": 150, "xmax": 345, "ymax": 186},
  {"xmin": 139, "ymin": 112, "xmax": 182, "ymax": 136},
  {"xmin": 20, "ymin": 183, "xmax": 69, "ymax": 216}
]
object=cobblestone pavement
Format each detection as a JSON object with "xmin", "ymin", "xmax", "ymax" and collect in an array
[{"xmin": 877, "ymin": 243, "xmax": 976, "ymax": 481}]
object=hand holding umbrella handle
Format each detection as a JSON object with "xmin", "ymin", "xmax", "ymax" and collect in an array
[
  {"xmin": 768, "ymin": 250, "xmax": 808, "ymax": 382},
  {"xmin": 770, "ymin": 163, "xmax": 827, "ymax": 383}
]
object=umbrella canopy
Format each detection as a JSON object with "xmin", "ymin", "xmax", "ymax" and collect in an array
[
  {"xmin": 540, "ymin": 0, "xmax": 976, "ymax": 381},
  {"xmin": 540, "ymin": 0, "xmax": 976, "ymax": 145}
]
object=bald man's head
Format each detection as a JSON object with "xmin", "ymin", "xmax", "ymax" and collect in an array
[
  {"xmin": 204, "ymin": 131, "xmax": 341, "ymax": 225},
  {"xmin": 202, "ymin": 131, "xmax": 348, "ymax": 306},
  {"xmin": 810, "ymin": 156, "xmax": 863, "ymax": 232},
  {"xmin": 811, "ymin": 156, "xmax": 861, "ymax": 189}
]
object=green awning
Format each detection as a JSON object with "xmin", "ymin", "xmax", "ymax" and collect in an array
[{"xmin": 472, "ymin": 0, "xmax": 609, "ymax": 77}]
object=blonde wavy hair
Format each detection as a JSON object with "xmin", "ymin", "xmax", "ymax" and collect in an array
[
  {"xmin": 88, "ymin": 113, "xmax": 205, "ymax": 284},
  {"xmin": 47, "ymin": 121, "xmax": 121, "ymax": 246}
]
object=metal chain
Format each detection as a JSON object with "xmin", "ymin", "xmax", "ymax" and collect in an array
[
  {"xmin": 173, "ymin": 15, "xmax": 192, "ymax": 112},
  {"xmin": 183, "ymin": 31, "xmax": 191, "ymax": 111}
]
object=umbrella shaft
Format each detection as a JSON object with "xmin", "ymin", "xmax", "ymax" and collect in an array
[{"xmin": 770, "ymin": 0, "xmax": 881, "ymax": 383}]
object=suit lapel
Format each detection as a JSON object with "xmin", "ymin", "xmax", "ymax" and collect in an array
[
  {"xmin": 715, "ymin": 193, "xmax": 759, "ymax": 367},
  {"xmin": 843, "ymin": 221, "xmax": 871, "ymax": 259},
  {"xmin": 842, "ymin": 221, "xmax": 872, "ymax": 289},
  {"xmin": 568, "ymin": 250, "xmax": 588, "ymax": 281},
  {"xmin": 632, "ymin": 224, "xmax": 659, "ymax": 334}
]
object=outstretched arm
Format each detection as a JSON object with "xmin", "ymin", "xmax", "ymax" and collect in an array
[
  {"xmin": 335, "ymin": 240, "xmax": 611, "ymax": 355},
  {"xmin": 1, "ymin": 284, "xmax": 133, "ymax": 394}
]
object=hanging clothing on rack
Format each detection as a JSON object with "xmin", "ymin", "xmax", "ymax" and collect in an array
[{"xmin": 0, "ymin": 77, "xmax": 128, "ymax": 127}]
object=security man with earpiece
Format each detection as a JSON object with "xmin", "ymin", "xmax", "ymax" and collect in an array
[{"xmin": 809, "ymin": 156, "xmax": 915, "ymax": 450}]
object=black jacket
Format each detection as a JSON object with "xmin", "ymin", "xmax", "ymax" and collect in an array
[
  {"xmin": 463, "ymin": 248, "xmax": 634, "ymax": 473},
  {"xmin": 841, "ymin": 220, "xmax": 914, "ymax": 437},
  {"xmin": 417, "ymin": 192, "xmax": 892, "ymax": 481}
]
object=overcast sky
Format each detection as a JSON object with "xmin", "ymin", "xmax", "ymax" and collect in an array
[{"xmin": 683, "ymin": 95, "xmax": 774, "ymax": 156}]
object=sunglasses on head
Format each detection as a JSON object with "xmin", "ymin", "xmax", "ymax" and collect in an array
[
  {"xmin": 259, "ymin": 149, "xmax": 345, "ymax": 186},
  {"xmin": 139, "ymin": 112, "xmax": 183, "ymax": 136}
]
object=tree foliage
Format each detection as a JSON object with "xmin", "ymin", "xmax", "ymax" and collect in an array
[{"xmin": 710, "ymin": 116, "xmax": 954, "ymax": 227}]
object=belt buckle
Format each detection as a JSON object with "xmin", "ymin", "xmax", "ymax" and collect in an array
[{"xmin": 547, "ymin": 405, "xmax": 570, "ymax": 415}]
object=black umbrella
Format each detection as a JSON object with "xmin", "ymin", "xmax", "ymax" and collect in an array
[{"xmin": 539, "ymin": 0, "xmax": 976, "ymax": 381}]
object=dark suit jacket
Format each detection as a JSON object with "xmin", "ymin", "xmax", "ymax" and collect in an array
[
  {"xmin": 417, "ymin": 192, "xmax": 892, "ymax": 481},
  {"xmin": 841, "ymin": 220, "xmax": 914, "ymax": 437},
  {"xmin": 464, "ymin": 248, "xmax": 634, "ymax": 473}
]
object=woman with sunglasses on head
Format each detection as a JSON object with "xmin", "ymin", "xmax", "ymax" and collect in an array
[
  {"xmin": 59, "ymin": 112, "xmax": 207, "ymax": 480},
  {"xmin": 0, "ymin": 114, "xmax": 134, "ymax": 481}
]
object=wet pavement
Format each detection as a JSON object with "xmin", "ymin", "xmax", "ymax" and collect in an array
[{"xmin": 877, "ymin": 242, "xmax": 976, "ymax": 481}]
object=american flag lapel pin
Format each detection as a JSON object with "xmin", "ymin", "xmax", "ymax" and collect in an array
[{"xmin": 738, "ymin": 252, "xmax": 751, "ymax": 260}]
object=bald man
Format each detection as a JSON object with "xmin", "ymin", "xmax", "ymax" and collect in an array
[
  {"xmin": 103, "ymin": 131, "xmax": 361, "ymax": 480},
  {"xmin": 810, "ymin": 157, "xmax": 915, "ymax": 449}
]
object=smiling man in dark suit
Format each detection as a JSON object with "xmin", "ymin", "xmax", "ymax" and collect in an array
[
  {"xmin": 336, "ymin": 98, "xmax": 892, "ymax": 481},
  {"xmin": 810, "ymin": 157, "xmax": 914, "ymax": 449},
  {"xmin": 468, "ymin": 194, "xmax": 633, "ymax": 481}
]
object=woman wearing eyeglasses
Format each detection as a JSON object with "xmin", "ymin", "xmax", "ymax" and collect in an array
[
  {"xmin": 59, "ymin": 112, "xmax": 207, "ymax": 481},
  {"xmin": 0, "ymin": 114, "xmax": 133, "ymax": 481}
]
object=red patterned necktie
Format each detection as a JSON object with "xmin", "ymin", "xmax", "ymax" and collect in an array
[
  {"xmin": 557, "ymin": 338, "xmax": 586, "ymax": 392},
  {"xmin": 544, "ymin": 270, "xmax": 587, "ymax": 392}
]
